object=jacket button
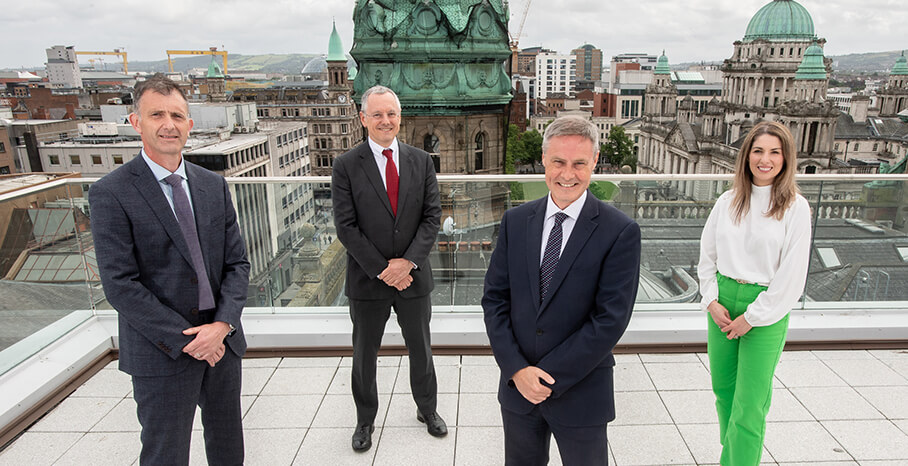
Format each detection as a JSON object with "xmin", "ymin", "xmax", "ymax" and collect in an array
[
  {"xmin": 191, "ymin": 307, "xmax": 199, "ymax": 315},
  {"xmin": 536, "ymin": 329, "xmax": 544, "ymax": 336},
  {"xmin": 190, "ymin": 277, "xmax": 198, "ymax": 284}
]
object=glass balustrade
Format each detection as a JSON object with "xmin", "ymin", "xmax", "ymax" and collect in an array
[{"xmin": 1, "ymin": 174, "xmax": 907, "ymax": 375}]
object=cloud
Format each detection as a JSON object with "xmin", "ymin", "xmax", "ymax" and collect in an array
[{"xmin": 2, "ymin": 0, "xmax": 906, "ymax": 69}]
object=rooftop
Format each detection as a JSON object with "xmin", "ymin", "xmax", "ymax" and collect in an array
[{"xmin": 2, "ymin": 349, "xmax": 907, "ymax": 464}]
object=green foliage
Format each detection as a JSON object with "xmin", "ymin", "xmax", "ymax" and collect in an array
[
  {"xmin": 505, "ymin": 124, "xmax": 525, "ymax": 200},
  {"xmin": 601, "ymin": 126, "xmax": 636, "ymax": 171},
  {"xmin": 521, "ymin": 129, "xmax": 543, "ymax": 166}
]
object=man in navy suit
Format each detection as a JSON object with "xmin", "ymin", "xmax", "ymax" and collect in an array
[
  {"xmin": 483, "ymin": 115, "xmax": 641, "ymax": 465},
  {"xmin": 90, "ymin": 74, "xmax": 249, "ymax": 465},
  {"xmin": 332, "ymin": 85, "xmax": 446, "ymax": 452}
]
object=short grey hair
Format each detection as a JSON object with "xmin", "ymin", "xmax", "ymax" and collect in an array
[
  {"xmin": 542, "ymin": 116, "xmax": 600, "ymax": 155},
  {"xmin": 360, "ymin": 85, "xmax": 401, "ymax": 114}
]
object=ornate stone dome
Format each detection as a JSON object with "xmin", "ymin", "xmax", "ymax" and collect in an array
[
  {"xmin": 743, "ymin": 0, "xmax": 816, "ymax": 42},
  {"xmin": 892, "ymin": 51, "xmax": 908, "ymax": 76}
]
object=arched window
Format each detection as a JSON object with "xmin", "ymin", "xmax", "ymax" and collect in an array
[
  {"xmin": 424, "ymin": 134, "xmax": 440, "ymax": 154},
  {"xmin": 474, "ymin": 132, "xmax": 485, "ymax": 172}
]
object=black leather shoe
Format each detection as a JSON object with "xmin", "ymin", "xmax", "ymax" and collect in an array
[
  {"xmin": 351, "ymin": 423, "xmax": 374, "ymax": 451},
  {"xmin": 417, "ymin": 410, "xmax": 448, "ymax": 437}
]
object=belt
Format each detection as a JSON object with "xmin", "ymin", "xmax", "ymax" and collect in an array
[{"xmin": 731, "ymin": 277, "xmax": 769, "ymax": 287}]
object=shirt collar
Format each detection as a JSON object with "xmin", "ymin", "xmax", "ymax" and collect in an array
[
  {"xmin": 141, "ymin": 149, "xmax": 188, "ymax": 182},
  {"xmin": 544, "ymin": 190, "xmax": 587, "ymax": 222},
  {"xmin": 367, "ymin": 137, "xmax": 400, "ymax": 158}
]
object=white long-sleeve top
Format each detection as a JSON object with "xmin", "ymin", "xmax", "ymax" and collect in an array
[{"xmin": 698, "ymin": 184, "xmax": 812, "ymax": 327}]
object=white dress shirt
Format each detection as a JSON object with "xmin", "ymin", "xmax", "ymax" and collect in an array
[
  {"xmin": 367, "ymin": 137, "xmax": 400, "ymax": 189},
  {"xmin": 540, "ymin": 191, "xmax": 587, "ymax": 264},
  {"xmin": 142, "ymin": 150, "xmax": 194, "ymax": 217},
  {"xmin": 698, "ymin": 184, "xmax": 812, "ymax": 326}
]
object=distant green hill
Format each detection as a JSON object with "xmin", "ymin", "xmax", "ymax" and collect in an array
[
  {"xmin": 828, "ymin": 50, "xmax": 905, "ymax": 73},
  {"xmin": 126, "ymin": 53, "xmax": 326, "ymax": 74}
]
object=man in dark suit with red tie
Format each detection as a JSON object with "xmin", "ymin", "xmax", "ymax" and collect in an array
[
  {"xmin": 332, "ymin": 85, "xmax": 446, "ymax": 452},
  {"xmin": 483, "ymin": 116, "xmax": 641, "ymax": 464}
]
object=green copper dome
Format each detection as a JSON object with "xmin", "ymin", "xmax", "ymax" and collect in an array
[
  {"xmin": 206, "ymin": 56, "xmax": 224, "ymax": 78},
  {"xmin": 892, "ymin": 51, "xmax": 908, "ymax": 76},
  {"xmin": 327, "ymin": 21, "xmax": 346, "ymax": 61},
  {"xmin": 794, "ymin": 42, "xmax": 826, "ymax": 80},
  {"xmin": 744, "ymin": 0, "xmax": 816, "ymax": 42},
  {"xmin": 348, "ymin": 64, "xmax": 357, "ymax": 80},
  {"xmin": 654, "ymin": 51, "xmax": 671, "ymax": 75}
]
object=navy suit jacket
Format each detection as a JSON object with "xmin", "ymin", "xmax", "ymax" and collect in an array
[
  {"xmin": 90, "ymin": 156, "xmax": 250, "ymax": 377},
  {"xmin": 482, "ymin": 192, "xmax": 641, "ymax": 427},
  {"xmin": 332, "ymin": 141, "xmax": 441, "ymax": 300}
]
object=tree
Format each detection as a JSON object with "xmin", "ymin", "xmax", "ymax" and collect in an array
[
  {"xmin": 520, "ymin": 129, "xmax": 543, "ymax": 171},
  {"xmin": 601, "ymin": 126, "xmax": 636, "ymax": 171},
  {"xmin": 505, "ymin": 124, "xmax": 525, "ymax": 200}
]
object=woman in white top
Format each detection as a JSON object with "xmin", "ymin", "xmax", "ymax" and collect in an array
[{"xmin": 698, "ymin": 121, "xmax": 812, "ymax": 466}]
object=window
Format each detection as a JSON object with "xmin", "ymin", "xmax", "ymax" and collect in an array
[
  {"xmin": 834, "ymin": 143, "xmax": 839, "ymax": 151},
  {"xmin": 91, "ymin": 154, "xmax": 102, "ymax": 165},
  {"xmin": 873, "ymin": 143, "xmax": 878, "ymax": 152},
  {"xmin": 0, "ymin": 142, "xmax": 5, "ymax": 152},
  {"xmin": 70, "ymin": 155, "xmax": 80, "ymax": 165},
  {"xmin": 474, "ymin": 132, "xmax": 485, "ymax": 171},
  {"xmin": 854, "ymin": 143, "xmax": 860, "ymax": 151},
  {"xmin": 817, "ymin": 248, "xmax": 841, "ymax": 268},
  {"xmin": 49, "ymin": 154, "xmax": 60, "ymax": 165},
  {"xmin": 424, "ymin": 134, "xmax": 440, "ymax": 154}
]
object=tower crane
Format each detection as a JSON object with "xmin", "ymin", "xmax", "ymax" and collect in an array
[
  {"xmin": 76, "ymin": 49, "xmax": 128, "ymax": 73},
  {"xmin": 166, "ymin": 47, "xmax": 228, "ymax": 74},
  {"xmin": 508, "ymin": 0, "xmax": 532, "ymax": 51}
]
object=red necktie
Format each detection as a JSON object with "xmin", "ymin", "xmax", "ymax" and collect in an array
[{"xmin": 382, "ymin": 148, "xmax": 399, "ymax": 216}]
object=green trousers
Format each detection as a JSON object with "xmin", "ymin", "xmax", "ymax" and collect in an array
[{"xmin": 707, "ymin": 273, "xmax": 789, "ymax": 466}]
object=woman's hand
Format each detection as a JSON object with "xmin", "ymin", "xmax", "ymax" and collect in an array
[
  {"xmin": 707, "ymin": 300, "xmax": 732, "ymax": 328},
  {"xmin": 721, "ymin": 315, "xmax": 753, "ymax": 340}
]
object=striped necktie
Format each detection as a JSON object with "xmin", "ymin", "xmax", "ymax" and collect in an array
[{"xmin": 540, "ymin": 212, "xmax": 568, "ymax": 302}]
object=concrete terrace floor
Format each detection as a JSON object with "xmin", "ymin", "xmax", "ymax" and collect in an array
[{"xmin": 2, "ymin": 350, "xmax": 908, "ymax": 465}]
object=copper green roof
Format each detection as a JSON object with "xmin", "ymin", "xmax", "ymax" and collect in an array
[
  {"xmin": 744, "ymin": 0, "xmax": 816, "ymax": 42},
  {"xmin": 795, "ymin": 42, "xmax": 826, "ymax": 80},
  {"xmin": 892, "ymin": 51, "xmax": 908, "ymax": 76},
  {"xmin": 654, "ymin": 51, "xmax": 671, "ymax": 75},
  {"xmin": 348, "ymin": 65, "xmax": 357, "ymax": 80},
  {"xmin": 327, "ymin": 21, "xmax": 346, "ymax": 62},
  {"xmin": 206, "ymin": 56, "xmax": 224, "ymax": 78}
]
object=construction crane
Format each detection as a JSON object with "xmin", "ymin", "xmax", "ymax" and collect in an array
[
  {"xmin": 76, "ymin": 49, "xmax": 128, "ymax": 73},
  {"xmin": 166, "ymin": 47, "xmax": 228, "ymax": 74},
  {"xmin": 508, "ymin": 0, "xmax": 532, "ymax": 51}
]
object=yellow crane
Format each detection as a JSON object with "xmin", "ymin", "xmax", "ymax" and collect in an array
[
  {"xmin": 166, "ymin": 48, "xmax": 228, "ymax": 74},
  {"xmin": 76, "ymin": 49, "xmax": 128, "ymax": 73}
]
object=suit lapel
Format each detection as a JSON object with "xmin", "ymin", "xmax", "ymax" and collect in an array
[
  {"xmin": 525, "ymin": 199, "xmax": 545, "ymax": 310},
  {"xmin": 186, "ymin": 163, "xmax": 211, "ymax": 272},
  {"xmin": 539, "ymin": 192, "xmax": 600, "ymax": 313},
  {"xmin": 358, "ymin": 144, "xmax": 394, "ymax": 217},
  {"xmin": 129, "ymin": 157, "xmax": 195, "ymax": 268},
  {"xmin": 395, "ymin": 145, "xmax": 413, "ymax": 226}
]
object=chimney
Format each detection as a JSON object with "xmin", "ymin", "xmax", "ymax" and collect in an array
[{"xmin": 849, "ymin": 95, "xmax": 870, "ymax": 123}]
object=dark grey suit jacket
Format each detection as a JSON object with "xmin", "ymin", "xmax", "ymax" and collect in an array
[
  {"xmin": 332, "ymin": 141, "xmax": 441, "ymax": 300},
  {"xmin": 90, "ymin": 156, "xmax": 250, "ymax": 377},
  {"xmin": 483, "ymin": 192, "xmax": 641, "ymax": 427}
]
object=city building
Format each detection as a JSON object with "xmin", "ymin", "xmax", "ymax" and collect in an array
[
  {"xmin": 572, "ymin": 44, "xmax": 603, "ymax": 92},
  {"xmin": 232, "ymin": 22, "xmax": 361, "ymax": 176},
  {"xmin": 45, "ymin": 46, "xmax": 82, "ymax": 89},
  {"xmin": 638, "ymin": 0, "xmax": 847, "ymax": 204},
  {"xmin": 351, "ymin": 0, "xmax": 511, "ymax": 174},
  {"xmin": 878, "ymin": 52, "xmax": 908, "ymax": 117},
  {"xmin": 535, "ymin": 51, "xmax": 576, "ymax": 100}
]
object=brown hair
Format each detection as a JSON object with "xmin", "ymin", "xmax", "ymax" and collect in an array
[
  {"xmin": 731, "ymin": 120, "xmax": 799, "ymax": 222},
  {"xmin": 134, "ymin": 74, "xmax": 187, "ymax": 113}
]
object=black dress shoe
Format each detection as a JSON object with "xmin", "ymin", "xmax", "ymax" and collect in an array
[
  {"xmin": 417, "ymin": 410, "xmax": 448, "ymax": 437},
  {"xmin": 351, "ymin": 423, "xmax": 374, "ymax": 451}
]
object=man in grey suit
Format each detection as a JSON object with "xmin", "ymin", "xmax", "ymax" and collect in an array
[
  {"xmin": 332, "ymin": 85, "xmax": 446, "ymax": 452},
  {"xmin": 90, "ymin": 74, "xmax": 249, "ymax": 465}
]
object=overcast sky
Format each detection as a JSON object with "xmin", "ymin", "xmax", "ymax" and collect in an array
[{"xmin": 3, "ymin": 0, "xmax": 905, "ymax": 70}]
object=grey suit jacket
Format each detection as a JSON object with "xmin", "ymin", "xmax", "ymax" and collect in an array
[
  {"xmin": 90, "ymin": 156, "xmax": 250, "ymax": 376},
  {"xmin": 332, "ymin": 141, "xmax": 441, "ymax": 300}
]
